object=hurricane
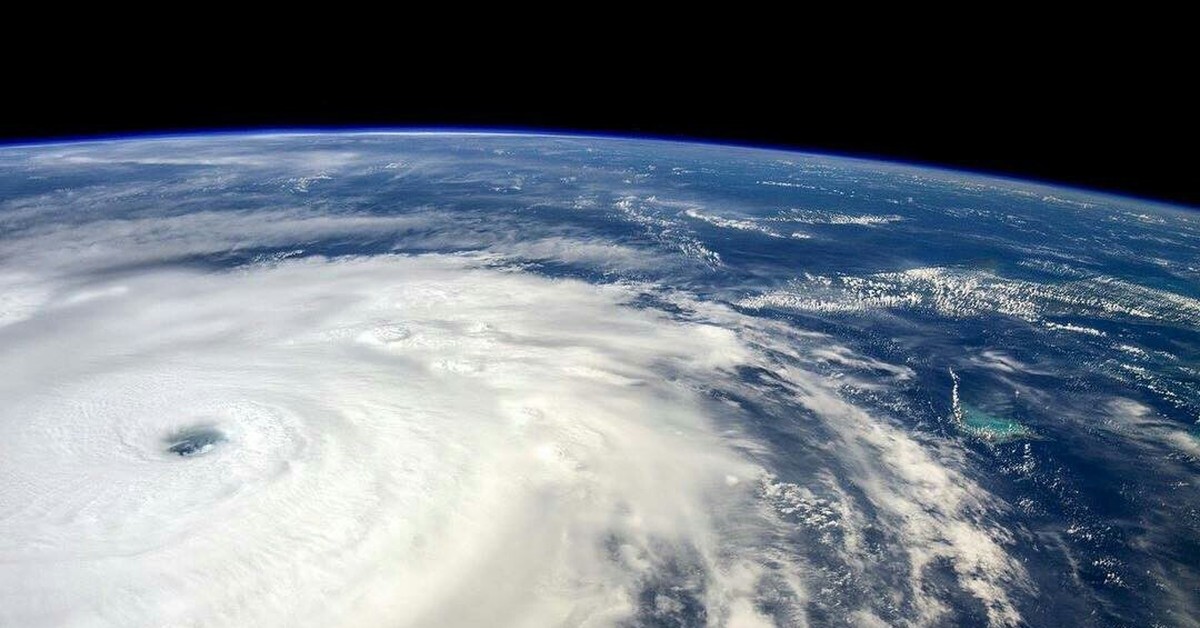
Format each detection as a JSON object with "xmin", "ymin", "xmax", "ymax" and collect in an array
[{"xmin": 1, "ymin": 133, "xmax": 1196, "ymax": 627}]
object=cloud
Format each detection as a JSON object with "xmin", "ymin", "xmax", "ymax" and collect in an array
[
  {"xmin": 0, "ymin": 253, "xmax": 793, "ymax": 627},
  {"xmin": 739, "ymin": 267, "xmax": 1200, "ymax": 331},
  {"xmin": 0, "ymin": 135, "xmax": 1042, "ymax": 627},
  {"xmin": 0, "ymin": 247, "xmax": 1036, "ymax": 626},
  {"xmin": 0, "ymin": 209, "xmax": 438, "ymax": 275}
]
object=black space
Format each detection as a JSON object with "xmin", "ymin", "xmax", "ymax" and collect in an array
[{"xmin": 4, "ymin": 49, "xmax": 1196, "ymax": 209}]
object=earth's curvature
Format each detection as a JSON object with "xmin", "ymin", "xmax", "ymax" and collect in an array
[{"xmin": 0, "ymin": 132, "xmax": 1197, "ymax": 627}]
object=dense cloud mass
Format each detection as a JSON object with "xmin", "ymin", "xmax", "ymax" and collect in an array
[
  {"xmin": 0, "ymin": 134, "xmax": 1197, "ymax": 627},
  {"xmin": 1, "ymin": 255, "xmax": 770, "ymax": 625}
]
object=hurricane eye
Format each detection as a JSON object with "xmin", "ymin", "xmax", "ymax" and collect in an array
[{"xmin": 164, "ymin": 426, "xmax": 226, "ymax": 458}]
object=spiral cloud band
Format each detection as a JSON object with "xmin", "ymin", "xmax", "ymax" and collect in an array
[
  {"xmin": 2, "ymin": 253, "xmax": 779, "ymax": 624},
  {"xmin": 0, "ymin": 256, "xmax": 1025, "ymax": 626}
]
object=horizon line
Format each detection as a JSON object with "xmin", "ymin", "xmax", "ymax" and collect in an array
[{"xmin": 0, "ymin": 126, "xmax": 1193, "ymax": 212}]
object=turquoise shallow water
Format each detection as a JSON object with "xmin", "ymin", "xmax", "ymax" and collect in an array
[{"xmin": 960, "ymin": 405, "xmax": 1035, "ymax": 443}]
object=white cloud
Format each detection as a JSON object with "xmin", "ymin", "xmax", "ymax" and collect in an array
[
  {"xmin": 0, "ymin": 136, "xmax": 1047, "ymax": 627},
  {"xmin": 0, "ymin": 254, "xmax": 778, "ymax": 627},
  {"xmin": 740, "ymin": 267, "xmax": 1200, "ymax": 331},
  {"xmin": 0, "ymin": 209, "xmax": 436, "ymax": 274},
  {"xmin": 0, "ymin": 246, "xmax": 1037, "ymax": 626}
]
